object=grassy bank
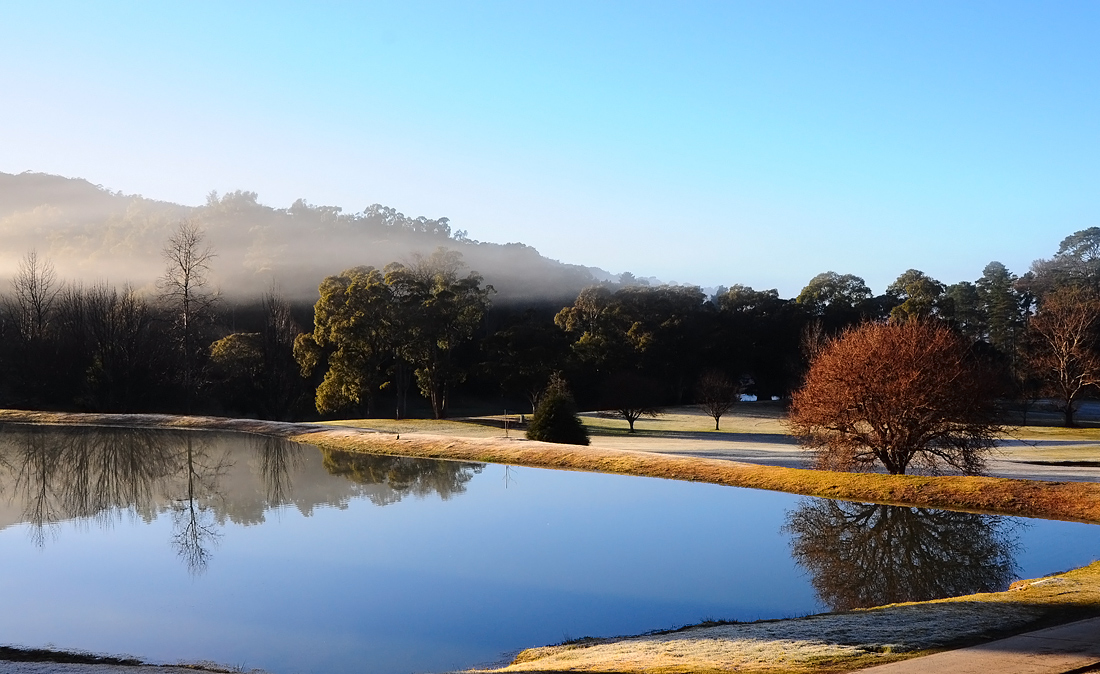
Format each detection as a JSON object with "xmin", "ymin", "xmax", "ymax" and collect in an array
[{"xmin": 2, "ymin": 409, "xmax": 1100, "ymax": 523}]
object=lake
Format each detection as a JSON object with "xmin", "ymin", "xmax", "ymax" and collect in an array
[{"xmin": 0, "ymin": 424, "xmax": 1098, "ymax": 673}]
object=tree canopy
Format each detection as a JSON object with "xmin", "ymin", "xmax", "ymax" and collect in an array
[
  {"xmin": 789, "ymin": 321, "xmax": 1002, "ymax": 475},
  {"xmin": 295, "ymin": 248, "xmax": 492, "ymax": 419}
]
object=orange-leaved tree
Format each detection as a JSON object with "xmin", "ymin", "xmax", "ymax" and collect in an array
[{"xmin": 789, "ymin": 320, "xmax": 1002, "ymax": 475}]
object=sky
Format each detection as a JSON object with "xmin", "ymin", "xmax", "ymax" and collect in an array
[{"xmin": 1, "ymin": 1, "xmax": 1097, "ymax": 297}]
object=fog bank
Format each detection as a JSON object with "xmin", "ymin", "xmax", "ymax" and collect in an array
[{"xmin": 0, "ymin": 171, "xmax": 610, "ymax": 303}]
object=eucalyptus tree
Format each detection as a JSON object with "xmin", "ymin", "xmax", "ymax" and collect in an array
[
  {"xmin": 384, "ymin": 248, "xmax": 494, "ymax": 419},
  {"xmin": 885, "ymin": 269, "xmax": 946, "ymax": 322},
  {"xmin": 294, "ymin": 266, "xmax": 395, "ymax": 415},
  {"xmin": 296, "ymin": 249, "xmax": 492, "ymax": 419}
]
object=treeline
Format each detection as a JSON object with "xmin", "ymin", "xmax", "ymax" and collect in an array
[{"xmin": 2, "ymin": 223, "xmax": 1098, "ymax": 422}]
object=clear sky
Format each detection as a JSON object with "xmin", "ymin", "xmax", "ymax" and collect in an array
[{"xmin": 1, "ymin": 1, "xmax": 1096, "ymax": 296}]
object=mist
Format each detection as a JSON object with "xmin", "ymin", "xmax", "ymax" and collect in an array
[{"xmin": 0, "ymin": 171, "xmax": 607, "ymax": 305}]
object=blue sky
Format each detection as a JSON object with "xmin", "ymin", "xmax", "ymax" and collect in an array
[{"xmin": 1, "ymin": 1, "xmax": 1096, "ymax": 296}]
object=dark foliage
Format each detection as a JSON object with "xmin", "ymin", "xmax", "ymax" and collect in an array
[{"xmin": 526, "ymin": 387, "xmax": 590, "ymax": 445}]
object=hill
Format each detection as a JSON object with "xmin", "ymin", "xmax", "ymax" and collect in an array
[{"xmin": 0, "ymin": 171, "xmax": 603, "ymax": 303}]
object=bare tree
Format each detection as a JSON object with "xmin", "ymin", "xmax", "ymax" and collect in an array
[
  {"xmin": 696, "ymin": 371, "xmax": 741, "ymax": 430},
  {"xmin": 601, "ymin": 371, "xmax": 661, "ymax": 432},
  {"xmin": 8, "ymin": 250, "xmax": 60, "ymax": 342},
  {"xmin": 789, "ymin": 321, "xmax": 1002, "ymax": 475},
  {"xmin": 261, "ymin": 286, "xmax": 302, "ymax": 418},
  {"xmin": 1025, "ymin": 286, "xmax": 1100, "ymax": 427},
  {"xmin": 158, "ymin": 221, "xmax": 217, "ymax": 406}
]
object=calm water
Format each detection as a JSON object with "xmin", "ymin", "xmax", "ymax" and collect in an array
[{"xmin": 0, "ymin": 425, "xmax": 1098, "ymax": 673}]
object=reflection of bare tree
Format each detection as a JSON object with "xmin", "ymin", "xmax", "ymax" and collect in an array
[
  {"xmin": 169, "ymin": 434, "xmax": 229, "ymax": 575},
  {"xmin": 0, "ymin": 425, "xmax": 237, "ymax": 575},
  {"xmin": 60, "ymin": 429, "xmax": 177, "ymax": 524},
  {"xmin": 11, "ymin": 430, "xmax": 67, "ymax": 545},
  {"xmin": 6, "ymin": 427, "xmax": 181, "ymax": 545},
  {"xmin": 320, "ymin": 449, "xmax": 483, "ymax": 506},
  {"xmin": 252, "ymin": 435, "xmax": 302, "ymax": 505},
  {"xmin": 785, "ymin": 499, "xmax": 1018, "ymax": 611}
]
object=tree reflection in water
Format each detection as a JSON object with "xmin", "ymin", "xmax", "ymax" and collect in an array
[
  {"xmin": 7, "ymin": 427, "xmax": 177, "ymax": 545},
  {"xmin": 253, "ymin": 435, "xmax": 302, "ymax": 505},
  {"xmin": 0, "ymin": 426, "xmax": 487, "ymax": 574},
  {"xmin": 169, "ymin": 433, "xmax": 229, "ymax": 575},
  {"xmin": 320, "ymin": 448, "xmax": 483, "ymax": 506},
  {"xmin": 784, "ymin": 499, "xmax": 1019, "ymax": 611},
  {"xmin": 0, "ymin": 426, "xmax": 230, "ymax": 574}
]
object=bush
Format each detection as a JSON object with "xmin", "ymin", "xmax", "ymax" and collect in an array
[{"xmin": 526, "ymin": 389, "xmax": 590, "ymax": 445}]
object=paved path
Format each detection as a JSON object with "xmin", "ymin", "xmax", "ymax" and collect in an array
[{"xmin": 859, "ymin": 617, "xmax": 1100, "ymax": 673}]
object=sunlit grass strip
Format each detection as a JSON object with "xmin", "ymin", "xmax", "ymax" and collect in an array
[{"xmin": 3, "ymin": 409, "xmax": 1100, "ymax": 524}]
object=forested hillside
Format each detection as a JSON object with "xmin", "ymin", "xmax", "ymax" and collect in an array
[{"xmin": 0, "ymin": 171, "xmax": 599, "ymax": 304}]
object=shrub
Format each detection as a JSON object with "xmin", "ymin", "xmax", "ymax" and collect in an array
[{"xmin": 526, "ymin": 389, "xmax": 590, "ymax": 445}]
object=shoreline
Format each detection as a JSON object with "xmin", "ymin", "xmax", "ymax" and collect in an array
[
  {"xmin": 3, "ymin": 410, "xmax": 1100, "ymax": 672},
  {"xmin": 3, "ymin": 409, "xmax": 1100, "ymax": 524}
]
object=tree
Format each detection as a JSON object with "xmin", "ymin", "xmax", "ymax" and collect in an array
[
  {"xmin": 789, "ymin": 321, "xmax": 1002, "ymax": 475},
  {"xmin": 1025, "ymin": 286, "xmax": 1100, "ymax": 427},
  {"xmin": 944, "ymin": 281, "xmax": 984, "ymax": 341},
  {"xmin": 58, "ymin": 283, "xmax": 165, "ymax": 411},
  {"xmin": 555, "ymin": 283, "xmax": 709, "ymax": 403},
  {"xmin": 4, "ymin": 251, "xmax": 63, "ymax": 404},
  {"xmin": 977, "ymin": 261, "xmax": 1023, "ymax": 357},
  {"xmin": 696, "ymin": 371, "xmax": 741, "ymax": 430},
  {"xmin": 601, "ymin": 371, "xmax": 661, "ymax": 432},
  {"xmin": 795, "ymin": 272, "xmax": 872, "ymax": 316},
  {"xmin": 207, "ymin": 332, "xmax": 265, "ymax": 414},
  {"xmin": 158, "ymin": 220, "xmax": 217, "ymax": 407},
  {"xmin": 385, "ymin": 249, "xmax": 494, "ymax": 419},
  {"xmin": 481, "ymin": 310, "xmax": 569, "ymax": 413},
  {"xmin": 294, "ymin": 266, "xmax": 395, "ymax": 415},
  {"xmin": 1029, "ymin": 227, "xmax": 1100, "ymax": 295},
  {"xmin": 8, "ymin": 250, "xmax": 60, "ymax": 342},
  {"xmin": 526, "ymin": 375, "xmax": 590, "ymax": 445},
  {"xmin": 885, "ymin": 269, "xmax": 946, "ymax": 322},
  {"xmin": 296, "ymin": 249, "xmax": 492, "ymax": 419}
]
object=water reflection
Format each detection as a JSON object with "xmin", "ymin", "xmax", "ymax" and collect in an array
[
  {"xmin": 0, "ymin": 425, "xmax": 486, "ymax": 573},
  {"xmin": 9, "ymin": 427, "xmax": 178, "ymax": 544},
  {"xmin": 319, "ymin": 448, "xmax": 483, "ymax": 505},
  {"xmin": 170, "ymin": 434, "xmax": 229, "ymax": 574},
  {"xmin": 255, "ymin": 435, "xmax": 303, "ymax": 505},
  {"xmin": 785, "ymin": 499, "xmax": 1019, "ymax": 610}
]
